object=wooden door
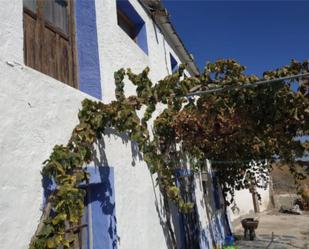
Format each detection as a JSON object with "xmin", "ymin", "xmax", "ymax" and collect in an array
[{"xmin": 23, "ymin": 0, "xmax": 77, "ymax": 88}]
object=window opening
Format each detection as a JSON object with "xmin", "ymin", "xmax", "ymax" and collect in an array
[
  {"xmin": 116, "ymin": 0, "xmax": 148, "ymax": 54},
  {"xmin": 170, "ymin": 53, "xmax": 178, "ymax": 73},
  {"xmin": 23, "ymin": 0, "xmax": 77, "ymax": 87},
  {"xmin": 117, "ymin": 9, "xmax": 136, "ymax": 41}
]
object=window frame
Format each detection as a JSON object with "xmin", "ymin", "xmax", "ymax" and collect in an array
[
  {"xmin": 23, "ymin": 0, "xmax": 69, "ymax": 37},
  {"xmin": 23, "ymin": 0, "xmax": 78, "ymax": 88},
  {"xmin": 116, "ymin": 0, "xmax": 148, "ymax": 55},
  {"xmin": 44, "ymin": 0, "xmax": 69, "ymax": 36}
]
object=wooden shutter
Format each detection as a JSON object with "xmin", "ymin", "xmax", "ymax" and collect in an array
[{"xmin": 23, "ymin": 0, "xmax": 77, "ymax": 88}]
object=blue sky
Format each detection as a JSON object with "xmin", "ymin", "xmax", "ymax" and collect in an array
[{"xmin": 163, "ymin": 1, "xmax": 309, "ymax": 76}]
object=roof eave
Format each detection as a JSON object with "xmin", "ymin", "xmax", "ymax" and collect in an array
[{"xmin": 139, "ymin": 0, "xmax": 200, "ymax": 76}]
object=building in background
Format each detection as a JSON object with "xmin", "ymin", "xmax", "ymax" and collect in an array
[{"xmin": 0, "ymin": 0, "xmax": 270, "ymax": 248}]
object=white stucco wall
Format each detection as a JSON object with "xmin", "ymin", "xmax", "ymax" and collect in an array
[
  {"xmin": 93, "ymin": 3, "xmax": 198, "ymax": 245},
  {"xmin": 0, "ymin": 1, "xmax": 195, "ymax": 249},
  {"xmin": 95, "ymin": 0, "xmax": 189, "ymax": 103},
  {"xmin": 0, "ymin": 0, "xmax": 239, "ymax": 248},
  {"xmin": 0, "ymin": 0, "xmax": 23, "ymax": 64},
  {"xmin": 229, "ymin": 189, "xmax": 256, "ymax": 221},
  {"xmin": 0, "ymin": 62, "xmax": 88, "ymax": 249},
  {"xmin": 0, "ymin": 60, "xmax": 170, "ymax": 249},
  {"xmin": 229, "ymin": 186, "xmax": 271, "ymax": 222},
  {"xmin": 226, "ymin": 161, "xmax": 271, "ymax": 223}
]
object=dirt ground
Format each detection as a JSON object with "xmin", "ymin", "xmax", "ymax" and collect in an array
[{"xmin": 234, "ymin": 210, "xmax": 309, "ymax": 249}]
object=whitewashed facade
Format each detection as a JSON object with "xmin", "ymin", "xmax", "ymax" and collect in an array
[{"xmin": 0, "ymin": 0, "xmax": 270, "ymax": 248}]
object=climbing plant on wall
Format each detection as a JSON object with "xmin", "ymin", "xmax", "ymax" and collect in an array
[{"xmin": 29, "ymin": 59, "xmax": 308, "ymax": 248}]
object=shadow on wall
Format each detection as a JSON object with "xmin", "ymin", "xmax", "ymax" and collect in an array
[
  {"xmin": 150, "ymin": 173, "xmax": 178, "ymax": 249},
  {"xmin": 199, "ymin": 163, "xmax": 231, "ymax": 248},
  {"xmin": 42, "ymin": 165, "xmax": 119, "ymax": 249},
  {"xmin": 85, "ymin": 166, "xmax": 119, "ymax": 249},
  {"xmin": 148, "ymin": 167, "xmax": 201, "ymax": 249},
  {"xmin": 91, "ymin": 127, "xmax": 143, "ymax": 168},
  {"xmin": 91, "ymin": 128, "xmax": 175, "ymax": 249},
  {"xmin": 43, "ymin": 129, "xmax": 231, "ymax": 249},
  {"xmin": 175, "ymin": 169, "xmax": 200, "ymax": 249}
]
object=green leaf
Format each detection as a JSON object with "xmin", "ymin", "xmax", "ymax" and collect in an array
[{"xmin": 51, "ymin": 214, "xmax": 67, "ymax": 225}]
